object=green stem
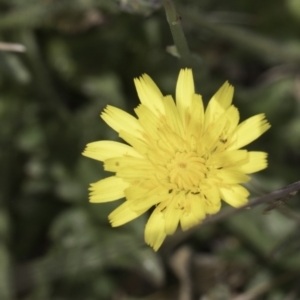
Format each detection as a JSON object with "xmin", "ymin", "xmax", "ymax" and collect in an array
[{"xmin": 163, "ymin": 0, "xmax": 192, "ymax": 67}]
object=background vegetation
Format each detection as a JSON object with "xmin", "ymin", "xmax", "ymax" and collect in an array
[{"xmin": 1, "ymin": 0, "xmax": 300, "ymax": 299}]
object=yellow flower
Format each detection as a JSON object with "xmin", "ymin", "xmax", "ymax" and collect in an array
[{"xmin": 83, "ymin": 69, "xmax": 270, "ymax": 251}]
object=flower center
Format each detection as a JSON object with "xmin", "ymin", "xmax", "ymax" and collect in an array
[{"xmin": 166, "ymin": 151, "xmax": 209, "ymax": 192}]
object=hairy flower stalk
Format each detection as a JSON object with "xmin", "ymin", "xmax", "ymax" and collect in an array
[{"xmin": 83, "ymin": 69, "xmax": 270, "ymax": 251}]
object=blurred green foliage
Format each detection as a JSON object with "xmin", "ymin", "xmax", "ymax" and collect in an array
[{"xmin": 0, "ymin": 0, "xmax": 300, "ymax": 299}]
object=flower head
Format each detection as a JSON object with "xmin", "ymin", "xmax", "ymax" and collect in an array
[{"xmin": 83, "ymin": 69, "xmax": 270, "ymax": 251}]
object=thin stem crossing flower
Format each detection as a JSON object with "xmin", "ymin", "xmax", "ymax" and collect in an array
[{"xmin": 83, "ymin": 69, "xmax": 270, "ymax": 251}]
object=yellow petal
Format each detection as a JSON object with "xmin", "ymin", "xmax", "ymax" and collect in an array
[
  {"xmin": 163, "ymin": 95, "xmax": 184, "ymax": 137},
  {"xmin": 130, "ymin": 187, "xmax": 169, "ymax": 211},
  {"xmin": 202, "ymin": 109, "xmax": 229, "ymax": 151},
  {"xmin": 156, "ymin": 127, "xmax": 184, "ymax": 154},
  {"xmin": 134, "ymin": 74, "xmax": 164, "ymax": 116},
  {"xmin": 186, "ymin": 94, "xmax": 204, "ymax": 139},
  {"xmin": 213, "ymin": 150, "xmax": 248, "ymax": 168},
  {"xmin": 145, "ymin": 207, "xmax": 167, "ymax": 251},
  {"xmin": 134, "ymin": 104, "xmax": 160, "ymax": 139},
  {"xmin": 101, "ymin": 105, "xmax": 143, "ymax": 138},
  {"xmin": 176, "ymin": 69, "xmax": 194, "ymax": 121},
  {"xmin": 180, "ymin": 212, "xmax": 199, "ymax": 231},
  {"xmin": 109, "ymin": 200, "xmax": 147, "ymax": 227},
  {"xmin": 217, "ymin": 169, "xmax": 250, "ymax": 184},
  {"xmin": 233, "ymin": 151, "xmax": 268, "ymax": 174},
  {"xmin": 117, "ymin": 170, "xmax": 150, "ymax": 180},
  {"xmin": 124, "ymin": 185, "xmax": 151, "ymax": 201},
  {"xmin": 180, "ymin": 193, "xmax": 206, "ymax": 231},
  {"xmin": 104, "ymin": 156, "xmax": 152, "ymax": 173},
  {"xmin": 164, "ymin": 195, "xmax": 182, "ymax": 235},
  {"xmin": 190, "ymin": 194, "xmax": 206, "ymax": 220},
  {"xmin": 219, "ymin": 185, "xmax": 249, "ymax": 208},
  {"xmin": 110, "ymin": 157, "xmax": 156, "ymax": 181},
  {"xmin": 82, "ymin": 140, "xmax": 143, "ymax": 161},
  {"xmin": 203, "ymin": 188, "xmax": 221, "ymax": 215},
  {"xmin": 89, "ymin": 176, "xmax": 129, "ymax": 202},
  {"xmin": 204, "ymin": 81, "xmax": 234, "ymax": 129},
  {"xmin": 119, "ymin": 131, "xmax": 149, "ymax": 156},
  {"xmin": 224, "ymin": 105, "xmax": 240, "ymax": 134},
  {"xmin": 228, "ymin": 114, "xmax": 271, "ymax": 150}
]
